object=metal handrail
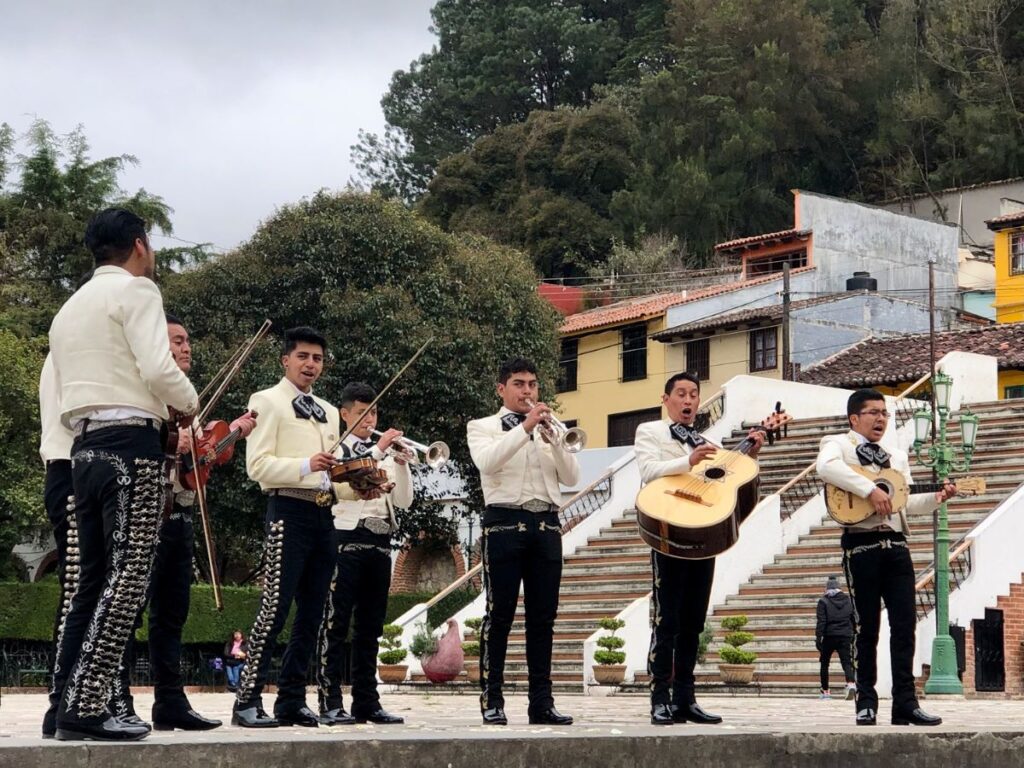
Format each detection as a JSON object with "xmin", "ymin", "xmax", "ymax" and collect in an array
[{"xmin": 915, "ymin": 537, "xmax": 973, "ymax": 591}]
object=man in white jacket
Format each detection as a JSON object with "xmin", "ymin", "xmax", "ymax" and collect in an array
[
  {"xmin": 317, "ymin": 381, "xmax": 412, "ymax": 726},
  {"xmin": 634, "ymin": 372, "xmax": 763, "ymax": 726},
  {"xmin": 47, "ymin": 208, "xmax": 198, "ymax": 741},
  {"xmin": 467, "ymin": 357, "xmax": 579, "ymax": 727},
  {"xmin": 816, "ymin": 388, "xmax": 956, "ymax": 727}
]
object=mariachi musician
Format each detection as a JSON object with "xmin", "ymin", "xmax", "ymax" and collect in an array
[
  {"xmin": 467, "ymin": 357, "xmax": 580, "ymax": 727},
  {"xmin": 633, "ymin": 372, "xmax": 764, "ymax": 726},
  {"xmin": 232, "ymin": 326, "xmax": 380, "ymax": 729}
]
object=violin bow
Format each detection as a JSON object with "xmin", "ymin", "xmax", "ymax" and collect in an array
[{"xmin": 189, "ymin": 425, "xmax": 224, "ymax": 611}]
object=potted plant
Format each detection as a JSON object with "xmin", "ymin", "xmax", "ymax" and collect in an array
[
  {"xmin": 378, "ymin": 624, "xmax": 409, "ymax": 684},
  {"xmin": 718, "ymin": 615, "xmax": 757, "ymax": 685},
  {"xmin": 462, "ymin": 617, "xmax": 483, "ymax": 682},
  {"xmin": 592, "ymin": 617, "xmax": 627, "ymax": 685}
]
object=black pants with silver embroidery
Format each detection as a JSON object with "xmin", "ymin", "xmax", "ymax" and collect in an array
[
  {"xmin": 53, "ymin": 424, "xmax": 164, "ymax": 725},
  {"xmin": 648, "ymin": 551, "xmax": 715, "ymax": 707},
  {"xmin": 148, "ymin": 502, "xmax": 195, "ymax": 706},
  {"xmin": 44, "ymin": 460, "xmax": 76, "ymax": 648},
  {"xmin": 841, "ymin": 529, "xmax": 917, "ymax": 712},
  {"xmin": 317, "ymin": 527, "xmax": 392, "ymax": 716},
  {"xmin": 236, "ymin": 496, "xmax": 335, "ymax": 711},
  {"xmin": 479, "ymin": 506, "xmax": 562, "ymax": 712}
]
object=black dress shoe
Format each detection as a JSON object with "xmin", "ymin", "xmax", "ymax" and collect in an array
[
  {"xmin": 892, "ymin": 707, "xmax": 942, "ymax": 726},
  {"xmin": 354, "ymin": 708, "xmax": 404, "ymax": 724},
  {"xmin": 153, "ymin": 706, "xmax": 222, "ymax": 731},
  {"xmin": 320, "ymin": 708, "xmax": 357, "ymax": 725},
  {"xmin": 231, "ymin": 704, "xmax": 279, "ymax": 728},
  {"xmin": 528, "ymin": 706, "xmax": 573, "ymax": 726},
  {"xmin": 275, "ymin": 705, "xmax": 320, "ymax": 727},
  {"xmin": 856, "ymin": 707, "xmax": 877, "ymax": 726},
  {"xmin": 55, "ymin": 715, "xmax": 150, "ymax": 741},
  {"xmin": 650, "ymin": 703, "xmax": 675, "ymax": 725},
  {"xmin": 117, "ymin": 713, "xmax": 153, "ymax": 731},
  {"xmin": 674, "ymin": 702, "xmax": 723, "ymax": 725},
  {"xmin": 482, "ymin": 707, "xmax": 508, "ymax": 725}
]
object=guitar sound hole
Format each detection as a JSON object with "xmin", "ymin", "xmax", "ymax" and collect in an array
[{"xmin": 703, "ymin": 467, "xmax": 726, "ymax": 480}]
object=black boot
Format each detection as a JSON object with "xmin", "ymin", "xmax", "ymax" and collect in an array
[{"xmin": 153, "ymin": 699, "xmax": 222, "ymax": 731}]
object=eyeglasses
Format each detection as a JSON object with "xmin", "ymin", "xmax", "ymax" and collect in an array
[{"xmin": 858, "ymin": 409, "xmax": 890, "ymax": 418}]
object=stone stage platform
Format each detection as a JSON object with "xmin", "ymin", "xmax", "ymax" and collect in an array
[{"xmin": 2, "ymin": 691, "xmax": 1024, "ymax": 768}]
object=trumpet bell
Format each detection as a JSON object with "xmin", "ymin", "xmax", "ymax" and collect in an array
[
  {"xmin": 562, "ymin": 428, "xmax": 587, "ymax": 453},
  {"xmin": 424, "ymin": 441, "xmax": 451, "ymax": 469}
]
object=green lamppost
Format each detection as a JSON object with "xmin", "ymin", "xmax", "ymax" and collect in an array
[{"xmin": 912, "ymin": 371, "xmax": 980, "ymax": 695}]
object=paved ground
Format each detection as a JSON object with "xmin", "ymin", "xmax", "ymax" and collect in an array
[{"xmin": 2, "ymin": 689, "xmax": 1024, "ymax": 742}]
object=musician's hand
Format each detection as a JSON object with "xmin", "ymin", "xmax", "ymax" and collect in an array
[
  {"xmin": 522, "ymin": 401, "xmax": 552, "ymax": 434},
  {"xmin": 375, "ymin": 428, "xmax": 404, "ymax": 453},
  {"xmin": 868, "ymin": 487, "xmax": 893, "ymax": 517},
  {"xmin": 309, "ymin": 452, "xmax": 338, "ymax": 472},
  {"xmin": 936, "ymin": 482, "xmax": 957, "ymax": 503},
  {"xmin": 230, "ymin": 411, "xmax": 258, "ymax": 439},
  {"xmin": 177, "ymin": 428, "xmax": 193, "ymax": 455},
  {"xmin": 746, "ymin": 428, "xmax": 766, "ymax": 458},
  {"xmin": 688, "ymin": 443, "xmax": 718, "ymax": 467},
  {"xmin": 355, "ymin": 485, "xmax": 385, "ymax": 500}
]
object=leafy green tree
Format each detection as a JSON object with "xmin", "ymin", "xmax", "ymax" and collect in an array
[
  {"xmin": 353, "ymin": 0, "xmax": 668, "ymax": 200},
  {"xmin": 420, "ymin": 105, "xmax": 638, "ymax": 276},
  {"xmin": 163, "ymin": 192, "xmax": 560, "ymax": 571}
]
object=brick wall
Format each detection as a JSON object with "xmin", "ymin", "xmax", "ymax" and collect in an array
[
  {"xmin": 962, "ymin": 574, "xmax": 1024, "ymax": 697},
  {"xmin": 390, "ymin": 542, "xmax": 467, "ymax": 595}
]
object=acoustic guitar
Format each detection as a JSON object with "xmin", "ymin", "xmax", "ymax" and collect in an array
[
  {"xmin": 636, "ymin": 405, "xmax": 792, "ymax": 560},
  {"xmin": 824, "ymin": 466, "xmax": 985, "ymax": 526}
]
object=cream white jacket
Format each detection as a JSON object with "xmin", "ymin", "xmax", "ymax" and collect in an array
[
  {"xmin": 48, "ymin": 265, "xmax": 197, "ymax": 426},
  {"xmin": 467, "ymin": 409, "xmax": 579, "ymax": 508},
  {"xmin": 633, "ymin": 419, "xmax": 698, "ymax": 484},
  {"xmin": 816, "ymin": 430, "xmax": 938, "ymax": 532},
  {"xmin": 39, "ymin": 353, "xmax": 73, "ymax": 463}
]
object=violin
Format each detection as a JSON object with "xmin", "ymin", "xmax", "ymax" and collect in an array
[
  {"xmin": 179, "ymin": 413, "xmax": 256, "ymax": 491},
  {"xmin": 329, "ymin": 456, "xmax": 394, "ymax": 494}
]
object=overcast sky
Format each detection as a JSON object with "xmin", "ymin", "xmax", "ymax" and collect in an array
[{"xmin": 0, "ymin": 0, "xmax": 435, "ymax": 252}]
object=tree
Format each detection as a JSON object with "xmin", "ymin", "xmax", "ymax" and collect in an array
[
  {"xmin": 353, "ymin": 0, "xmax": 669, "ymax": 200},
  {"xmin": 163, "ymin": 191, "xmax": 560, "ymax": 570},
  {"xmin": 420, "ymin": 104, "xmax": 638, "ymax": 276}
]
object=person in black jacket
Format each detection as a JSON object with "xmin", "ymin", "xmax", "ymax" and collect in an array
[{"xmin": 816, "ymin": 576, "xmax": 856, "ymax": 699}]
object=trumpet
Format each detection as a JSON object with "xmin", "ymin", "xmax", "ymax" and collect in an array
[
  {"xmin": 371, "ymin": 429, "xmax": 451, "ymax": 469},
  {"xmin": 524, "ymin": 400, "xmax": 587, "ymax": 453}
]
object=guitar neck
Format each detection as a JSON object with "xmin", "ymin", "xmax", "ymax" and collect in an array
[{"xmin": 909, "ymin": 482, "xmax": 946, "ymax": 494}]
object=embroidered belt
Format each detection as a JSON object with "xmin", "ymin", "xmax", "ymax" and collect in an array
[
  {"xmin": 174, "ymin": 490, "xmax": 196, "ymax": 507},
  {"xmin": 491, "ymin": 500, "xmax": 558, "ymax": 514},
  {"xmin": 270, "ymin": 488, "xmax": 335, "ymax": 507},
  {"xmin": 355, "ymin": 516, "xmax": 393, "ymax": 535},
  {"xmin": 846, "ymin": 539, "xmax": 909, "ymax": 556},
  {"xmin": 72, "ymin": 417, "xmax": 160, "ymax": 438}
]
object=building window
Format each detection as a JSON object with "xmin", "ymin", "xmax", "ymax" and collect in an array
[
  {"xmin": 686, "ymin": 338, "xmax": 710, "ymax": 381},
  {"xmin": 745, "ymin": 249, "xmax": 808, "ymax": 277},
  {"xmin": 1006, "ymin": 385, "xmax": 1024, "ymax": 399},
  {"xmin": 1012, "ymin": 232, "xmax": 1024, "ymax": 276},
  {"xmin": 620, "ymin": 324, "xmax": 647, "ymax": 382},
  {"xmin": 608, "ymin": 407, "xmax": 661, "ymax": 448},
  {"xmin": 557, "ymin": 338, "xmax": 579, "ymax": 393},
  {"xmin": 749, "ymin": 327, "xmax": 778, "ymax": 372}
]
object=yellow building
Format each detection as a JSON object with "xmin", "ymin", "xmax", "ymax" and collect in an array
[{"xmin": 987, "ymin": 211, "xmax": 1024, "ymax": 323}]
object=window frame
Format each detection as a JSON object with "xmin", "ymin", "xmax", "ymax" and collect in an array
[
  {"xmin": 620, "ymin": 323, "xmax": 648, "ymax": 383},
  {"xmin": 1011, "ymin": 231, "xmax": 1024, "ymax": 276},
  {"xmin": 557, "ymin": 337, "xmax": 579, "ymax": 393},
  {"xmin": 748, "ymin": 327, "xmax": 778, "ymax": 372},
  {"xmin": 686, "ymin": 337, "xmax": 711, "ymax": 381}
]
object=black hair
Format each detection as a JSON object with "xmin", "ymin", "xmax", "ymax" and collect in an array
[
  {"xmin": 83, "ymin": 208, "xmax": 148, "ymax": 265},
  {"xmin": 341, "ymin": 381, "xmax": 377, "ymax": 408},
  {"xmin": 283, "ymin": 326, "xmax": 327, "ymax": 355},
  {"xmin": 498, "ymin": 357, "xmax": 538, "ymax": 384},
  {"xmin": 165, "ymin": 312, "xmax": 186, "ymax": 329},
  {"xmin": 847, "ymin": 388, "xmax": 886, "ymax": 418},
  {"xmin": 664, "ymin": 371, "xmax": 701, "ymax": 395}
]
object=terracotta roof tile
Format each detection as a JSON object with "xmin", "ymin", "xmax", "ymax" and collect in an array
[
  {"xmin": 558, "ymin": 267, "xmax": 816, "ymax": 335},
  {"xmin": 985, "ymin": 210, "xmax": 1024, "ymax": 230},
  {"xmin": 798, "ymin": 322, "xmax": 1024, "ymax": 388},
  {"xmin": 715, "ymin": 228, "xmax": 812, "ymax": 253}
]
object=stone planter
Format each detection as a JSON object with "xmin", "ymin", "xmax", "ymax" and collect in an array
[
  {"xmin": 464, "ymin": 656, "xmax": 481, "ymax": 683},
  {"xmin": 593, "ymin": 664, "xmax": 627, "ymax": 685},
  {"xmin": 718, "ymin": 663, "xmax": 755, "ymax": 685},
  {"xmin": 378, "ymin": 664, "xmax": 409, "ymax": 684}
]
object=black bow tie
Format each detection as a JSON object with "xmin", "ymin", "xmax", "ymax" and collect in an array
[
  {"xmin": 346, "ymin": 439, "xmax": 375, "ymax": 457},
  {"xmin": 856, "ymin": 442, "xmax": 891, "ymax": 468},
  {"xmin": 292, "ymin": 394, "xmax": 327, "ymax": 423},
  {"xmin": 501, "ymin": 412, "xmax": 526, "ymax": 431},
  {"xmin": 670, "ymin": 423, "xmax": 706, "ymax": 448}
]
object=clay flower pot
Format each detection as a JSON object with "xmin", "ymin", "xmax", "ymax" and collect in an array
[
  {"xmin": 593, "ymin": 664, "xmax": 627, "ymax": 685},
  {"xmin": 718, "ymin": 663, "xmax": 755, "ymax": 685},
  {"xmin": 378, "ymin": 664, "xmax": 409, "ymax": 684}
]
